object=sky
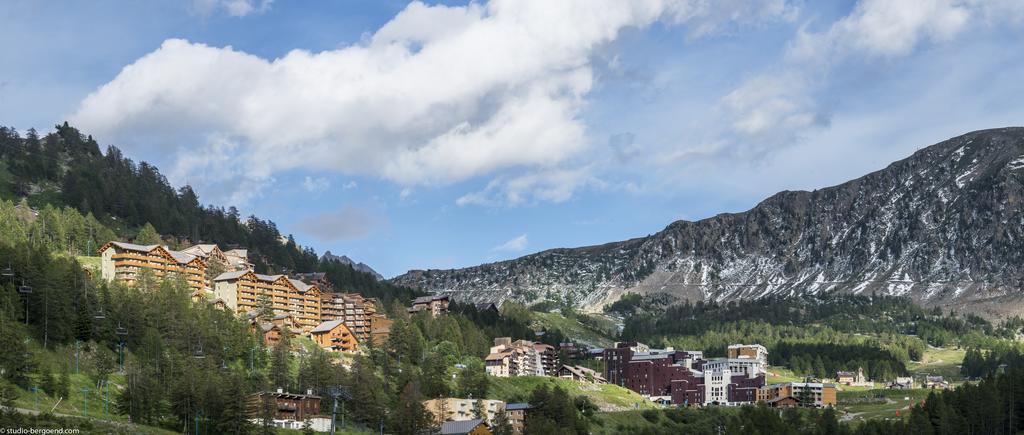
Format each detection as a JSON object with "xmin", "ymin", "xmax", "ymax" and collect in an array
[{"xmin": 2, "ymin": 0, "xmax": 1024, "ymax": 278}]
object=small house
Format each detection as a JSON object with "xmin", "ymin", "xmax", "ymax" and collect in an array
[{"xmin": 440, "ymin": 419, "xmax": 491, "ymax": 435}]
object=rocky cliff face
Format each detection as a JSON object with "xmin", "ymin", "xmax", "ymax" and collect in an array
[{"xmin": 392, "ymin": 128, "xmax": 1024, "ymax": 317}]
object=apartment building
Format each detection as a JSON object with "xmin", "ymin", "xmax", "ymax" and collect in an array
[
  {"xmin": 485, "ymin": 337, "xmax": 558, "ymax": 378},
  {"xmin": 249, "ymin": 313, "xmax": 302, "ymax": 346},
  {"xmin": 504, "ymin": 403, "xmax": 529, "ymax": 435},
  {"xmin": 700, "ymin": 357, "xmax": 767, "ymax": 379},
  {"xmin": 214, "ymin": 271, "xmax": 322, "ymax": 332},
  {"xmin": 604, "ymin": 342, "xmax": 766, "ymax": 406},
  {"xmin": 423, "ymin": 398, "xmax": 506, "ymax": 426},
  {"xmin": 99, "ymin": 242, "xmax": 207, "ymax": 293},
  {"xmin": 369, "ymin": 314, "xmax": 393, "ymax": 346},
  {"xmin": 558, "ymin": 365, "xmax": 607, "ymax": 383},
  {"xmin": 727, "ymin": 344, "xmax": 768, "ymax": 364},
  {"xmin": 535, "ymin": 343, "xmax": 559, "ymax": 376},
  {"xmin": 310, "ymin": 320, "xmax": 358, "ymax": 352},
  {"xmin": 320, "ymin": 293, "xmax": 383, "ymax": 343},
  {"xmin": 293, "ymin": 272, "xmax": 332, "ymax": 291},
  {"xmin": 757, "ymin": 382, "xmax": 837, "ymax": 408},
  {"xmin": 409, "ymin": 294, "xmax": 451, "ymax": 317},
  {"xmin": 181, "ymin": 244, "xmax": 253, "ymax": 272}
]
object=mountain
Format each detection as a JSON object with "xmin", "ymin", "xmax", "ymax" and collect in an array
[
  {"xmin": 323, "ymin": 250, "xmax": 384, "ymax": 280},
  {"xmin": 392, "ymin": 127, "xmax": 1024, "ymax": 317}
]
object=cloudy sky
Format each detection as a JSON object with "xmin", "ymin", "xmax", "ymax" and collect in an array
[{"xmin": 3, "ymin": 0, "xmax": 1023, "ymax": 277}]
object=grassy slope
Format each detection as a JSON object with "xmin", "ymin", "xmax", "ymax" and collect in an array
[
  {"xmin": 590, "ymin": 410, "xmax": 657, "ymax": 434},
  {"xmin": 76, "ymin": 256, "xmax": 102, "ymax": 275},
  {"xmin": 907, "ymin": 346, "xmax": 965, "ymax": 381},
  {"xmin": 486, "ymin": 376, "xmax": 656, "ymax": 412},
  {"xmin": 531, "ymin": 312, "xmax": 616, "ymax": 347},
  {"xmin": 837, "ymin": 388, "xmax": 931, "ymax": 422},
  {"xmin": 9, "ymin": 345, "xmax": 176, "ymax": 434}
]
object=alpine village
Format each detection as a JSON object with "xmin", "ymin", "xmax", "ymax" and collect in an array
[{"xmin": 5, "ymin": 2, "xmax": 1024, "ymax": 435}]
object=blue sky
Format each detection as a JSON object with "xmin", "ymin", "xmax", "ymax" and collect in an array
[{"xmin": 2, "ymin": 0, "xmax": 1023, "ymax": 277}]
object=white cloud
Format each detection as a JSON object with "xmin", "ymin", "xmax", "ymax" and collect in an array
[
  {"xmin": 456, "ymin": 167, "xmax": 599, "ymax": 207},
  {"xmin": 71, "ymin": 0, "xmax": 797, "ymax": 206},
  {"xmin": 303, "ymin": 176, "xmax": 330, "ymax": 194},
  {"xmin": 341, "ymin": 181, "xmax": 357, "ymax": 190},
  {"xmin": 190, "ymin": 0, "xmax": 272, "ymax": 17},
  {"xmin": 707, "ymin": 0, "xmax": 1019, "ymax": 160},
  {"xmin": 493, "ymin": 234, "xmax": 528, "ymax": 252},
  {"xmin": 789, "ymin": 0, "xmax": 970, "ymax": 61}
]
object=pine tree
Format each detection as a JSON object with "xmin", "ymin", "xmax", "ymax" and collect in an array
[
  {"xmin": 420, "ymin": 351, "xmax": 451, "ymax": 398},
  {"xmin": 390, "ymin": 381, "xmax": 432, "ymax": 434},
  {"xmin": 269, "ymin": 331, "xmax": 292, "ymax": 392},
  {"xmin": 256, "ymin": 294, "xmax": 274, "ymax": 322},
  {"xmin": 57, "ymin": 363, "xmax": 71, "ymax": 399},
  {"xmin": 39, "ymin": 362, "xmax": 56, "ymax": 396},
  {"xmin": 93, "ymin": 348, "xmax": 115, "ymax": 386},
  {"xmin": 473, "ymin": 398, "xmax": 487, "ymax": 421},
  {"xmin": 492, "ymin": 407, "xmax": 514, "ymax": 435},
  {"xmin": 135, "ymin": 222, "xmax": 162, "ymax": 245}
]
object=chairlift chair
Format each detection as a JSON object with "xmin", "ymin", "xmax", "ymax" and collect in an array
[{"xmin": 193, "ymin": 342, "xmax": 206, "ymax": 359}]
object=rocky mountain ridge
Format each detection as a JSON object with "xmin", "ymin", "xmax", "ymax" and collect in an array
[
  {"xmin": 323, "ymin": 250, "xmax": 384, "ymax": 280},
  {"xmin": 391, "ymin": 128, "xmax": 1024, "ymax": 317}
]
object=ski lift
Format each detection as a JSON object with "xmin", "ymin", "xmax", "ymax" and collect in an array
[
  {"xmin": 17, "ymin": 280, "xmax": 32, "ymax": 294},
  {"xmin": 115, "ymin": 323, "xmax": 129, "ymax": 336},
  {"xmin": 193, "ymin": 342, "xmax": 206, "ymax": 359},
  {"xmin": 93, "ymin": 307, "xmax": 106, "ymax": 320},
  {"xmin": 1, "ymin": 265, "xmax": 13, "ymax": 278}
]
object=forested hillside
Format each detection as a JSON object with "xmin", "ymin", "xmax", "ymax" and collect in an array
[{"xmin": 0, "ymin": 123, "xmax": 411, "ymax": 303}]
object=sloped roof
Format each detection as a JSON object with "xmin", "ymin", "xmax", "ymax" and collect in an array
[
  {"xmin": 107, "ymin": 241, "xmax": 160, "ymax": 252},
  {"xmin": 440, "ymin": 419, "xmax": 486, "ymax": 435},
  {"xmin": 485, "ymin": 352, "xmax": 511, "ymax": 361},
  {"xmin": 214, "ymin": 270, "xmax": 251, "ymax": 281},
  {"xmin": 169, "ymin": 250, "xmax": 198, "ymax": 264},
  {"xmin": 312, "ymin": 320, "xmax": 345, "ymax": 334},
  {"xmin": 288, "ymin": 278, "xmax": 315, "ymax": 293},
  {"xmin": 505, "ymin": 403, "xmax": 531, "ymax": 411},
  {"xmin": 254, "ymin": 274, "xmax": 285, "ymax": 282},
  {"xmin": 181, "ymin": 244, "xmax": 218, "ymax": 257},
  {"xmin": 412, "ymin": 294, "xmax": 450, "ymax": 304}
]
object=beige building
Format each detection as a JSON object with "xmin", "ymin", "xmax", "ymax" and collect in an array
[
  {"xmin": 408, "ymin": 294, "xmax": 450, "ymax": 317},
  {"xmin": 99, "ymin": 242, "xmax": 207, "ymax": 293},
  {"xmin": 558, "ymin": 365, "xmax": 607, "ymax": 383},
  {"xmin": 181, "ymin": 244, "xmax": 253, "ymax": 272},
  {"xmin": 369, "ymin": 314, "xmax": 393, "ymax": 346},
  {"xmin": 423, "ymin": 398, "xmax": 505, "ymax": 426},
  {"xmin": 728, "ymin": 344, "xmax": 768, "ymax": 364},
  {"xmin": 311, "ymin": 320, "xmax": 359, "ymax": 352},
  {"xmin": 321, "ymin": 293, "xmax": 385, "ymax": 343},
  {"xmin": 485, "ymin": 338, "xmax": 547, "ymax": 377},
  {"xmin": 181, "ymin": 244, "xmax": 254, "ymax": 288},
  {"xmin": 836, "ymin": 367, "xmax": 872, "ymax": 387},
  {"xmin": 214, "ymin": 271, "xmax": 322, "ymax": 332},
  {"xmin": 503, "ymin": 403, "xmax": 529, "ymax": 435},
  {"xmin": 757, "ymin": 382, "xmax": 837, "ymax": 408}
]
